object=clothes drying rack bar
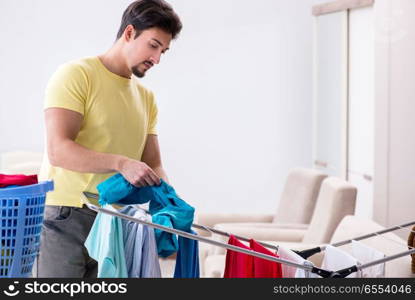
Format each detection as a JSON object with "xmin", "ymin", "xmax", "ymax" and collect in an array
[
  {"xmin": 83, "ymin": 202, "xmax": 333, "ymax": 276},
  {"xmin": 82, "ymin": 193, "xmax": 415, "ymax": 278},
  {"xmin": 83, "ymin": 192, "xmax": 280, "ymax": 251},
  {"xmin": 294, "ymin": 220, "xmax": 415, "ymax": 277},
  {"xmin": 331, "ymin": 247, "xmax": 415, "ymax": 278},
  {"xmin": 84, "ymin": 191, "xmax": 415, "ymax": 262},
  {"xmin": 295, "ymin": 220, "xmax": 415, "ymax": 260}
]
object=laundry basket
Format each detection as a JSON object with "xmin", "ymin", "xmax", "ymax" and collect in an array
[{"xmin": 0, "ymin": 181, "xmax": 53, "ymax": 278}]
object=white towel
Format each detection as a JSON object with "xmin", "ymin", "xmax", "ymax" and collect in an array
[
  {"xmin": 321, "ymin": 245, "xmax": 361, "ymax": 278},
  {"xmin": 351, "ymin": 240, "xmax": 385, "ymax": 278},
  {"xmin": 277, "ymin": 246, "xmax": 319, "ymax": 278}
]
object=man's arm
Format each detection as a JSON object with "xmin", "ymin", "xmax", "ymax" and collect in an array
[
  {"xmin": 45, "ymin": 107, "xmax": 160, "ymax": 187},
  {"xmin": 141, "ymin": 134, "xmax": 169, "ymax": 184}
]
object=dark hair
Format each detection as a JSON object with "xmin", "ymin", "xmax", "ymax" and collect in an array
[{"xmin": 116, "ymin": 0, "xmax": 182, "ymax": 40}]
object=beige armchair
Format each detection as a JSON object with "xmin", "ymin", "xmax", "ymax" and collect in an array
[
  {"xmin": 201, "ymin": 177, "xmax": 357, "ymax": 276},
  {"xmin": 210, "ymin": 177, "xmax": 357, "ymax": 253},
  {"xmin": 195, "ymin": 168, "xmax": 328, "ymax": 237}
]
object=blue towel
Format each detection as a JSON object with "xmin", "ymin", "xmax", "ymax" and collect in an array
[
  {"xmin": 174, "ymin": 231, "xmax": 200, "ymax": 278},
  {"xmin": 97, "ymin": 175, "xmax": 195, "ymax": 258}
]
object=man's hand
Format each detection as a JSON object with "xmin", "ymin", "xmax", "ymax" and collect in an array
[{"xmin": 119, "ymin": 158, "xmax": 161, "ymax": 187}]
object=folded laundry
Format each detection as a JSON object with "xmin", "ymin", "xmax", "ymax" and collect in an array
[{"xmin": 0, "ymin": 174, "xmax": 38, "ymax": 188}]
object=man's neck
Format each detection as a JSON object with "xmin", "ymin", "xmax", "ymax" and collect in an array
[{"xmin": 98, "ymin": 45, "xmax": 132, "ymax": 79}]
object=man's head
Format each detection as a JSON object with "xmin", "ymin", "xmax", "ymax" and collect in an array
[{"xmin": 117, "ymin": 0, "xmax": 182, "ymax": 78}]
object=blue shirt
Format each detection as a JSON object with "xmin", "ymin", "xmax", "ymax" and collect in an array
[
  {"xmin": 97, "ymin": 175, "xmax": 195, "ymax": 258},
  {"xmin": 120, "ymin": 206, "xmax": 161, "ymax": 277},
  {"xmin": 174, "ymin": 231, "xmax": 200, "ymax": 278},
  {"xmin": 84, "ymin": 205, "xmax": 128, "ymax": 278}
]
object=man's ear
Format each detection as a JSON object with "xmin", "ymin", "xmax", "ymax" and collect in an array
[{"xmin": 124, "ymin": 24, "xmax": 135, "ymax": 42}]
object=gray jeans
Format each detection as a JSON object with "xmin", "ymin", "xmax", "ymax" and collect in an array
[{"xmin": 34, "ymin": 205, "xmax": 98, "ymax": 278}]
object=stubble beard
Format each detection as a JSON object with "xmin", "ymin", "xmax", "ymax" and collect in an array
[{"xmin": 131, "ymin": 65, "xmax": 145, "ymax": 78}]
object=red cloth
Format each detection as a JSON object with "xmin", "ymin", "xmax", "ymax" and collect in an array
[
  {"xmin": 224, "ymin": 235, "xmax": 254, "ymax": 278},
  {"xmin": 0, "ymin": 174, "xmax": 38, "ymax": 188},
  {"xmin": 250, "ymin": 239, "xmax": 283, "ymax": 278},
  {"xmin": 224, "ymin": 235, "xmax": 283, "ymax": 278}
]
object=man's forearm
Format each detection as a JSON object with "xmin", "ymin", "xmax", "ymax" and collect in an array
[
  {"xmin": 48, "ymin": 139, "xmax": 127, "ymax": 174},
  {"xmin": 152, "ymin": 166, "xmax": 169, "ymax": 183}
]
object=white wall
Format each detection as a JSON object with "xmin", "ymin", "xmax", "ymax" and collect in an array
[{"xmin": 0, "ymin": 0, "xmax": 321, "ymax": 214}]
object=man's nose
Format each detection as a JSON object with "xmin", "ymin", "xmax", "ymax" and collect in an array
[{"xmin": 149, "ymin": 53, "xmax": 161, "ymax": 65}]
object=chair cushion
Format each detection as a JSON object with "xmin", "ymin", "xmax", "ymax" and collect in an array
[
  {"xmin": 302, "ymin": 178, "xmax": 357, "ymax": 244},
  {"xmin": 273, "ymin": 168, "xmax": 327, "ymax": 224}
]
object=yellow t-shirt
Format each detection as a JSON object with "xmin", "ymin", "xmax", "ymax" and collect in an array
[{"xmin": 39, "ymin": 56, "xmax": 158, "ymax": 207}]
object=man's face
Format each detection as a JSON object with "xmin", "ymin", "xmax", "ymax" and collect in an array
[{"xmin": 124, "ymin": 26, "xmax": 172, "ymax": 78}]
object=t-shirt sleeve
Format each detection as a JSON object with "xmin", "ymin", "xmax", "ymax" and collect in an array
[
  {"xmin": 44, "ymin": 62, "xmax": 89, "ymax": 115},
  {"xmin": 147, "ymin": 91, "xmax": 158, "ymax": 135}
]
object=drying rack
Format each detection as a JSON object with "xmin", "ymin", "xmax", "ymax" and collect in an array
[{"xmin": 83, "ymin": 192, "xmax": 415, "ymax": 278}]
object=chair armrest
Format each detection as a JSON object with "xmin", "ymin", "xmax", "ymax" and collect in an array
[
  {"xmin": 194, "ymin": 213, "xmax": 274, "ymax": 236},
  {"xmin": 213, "ymin": 222, "xmax": 309, "ymax": 230}
]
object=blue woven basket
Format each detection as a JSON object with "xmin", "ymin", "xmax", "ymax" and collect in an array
[{"xmin": 0, "ymin": 181, "xmax": 53, "ymax": 278}]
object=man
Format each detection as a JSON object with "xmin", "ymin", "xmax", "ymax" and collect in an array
[{"xmin": 36, "ymin": 0, "xmax": 182, "ymax": 277}]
